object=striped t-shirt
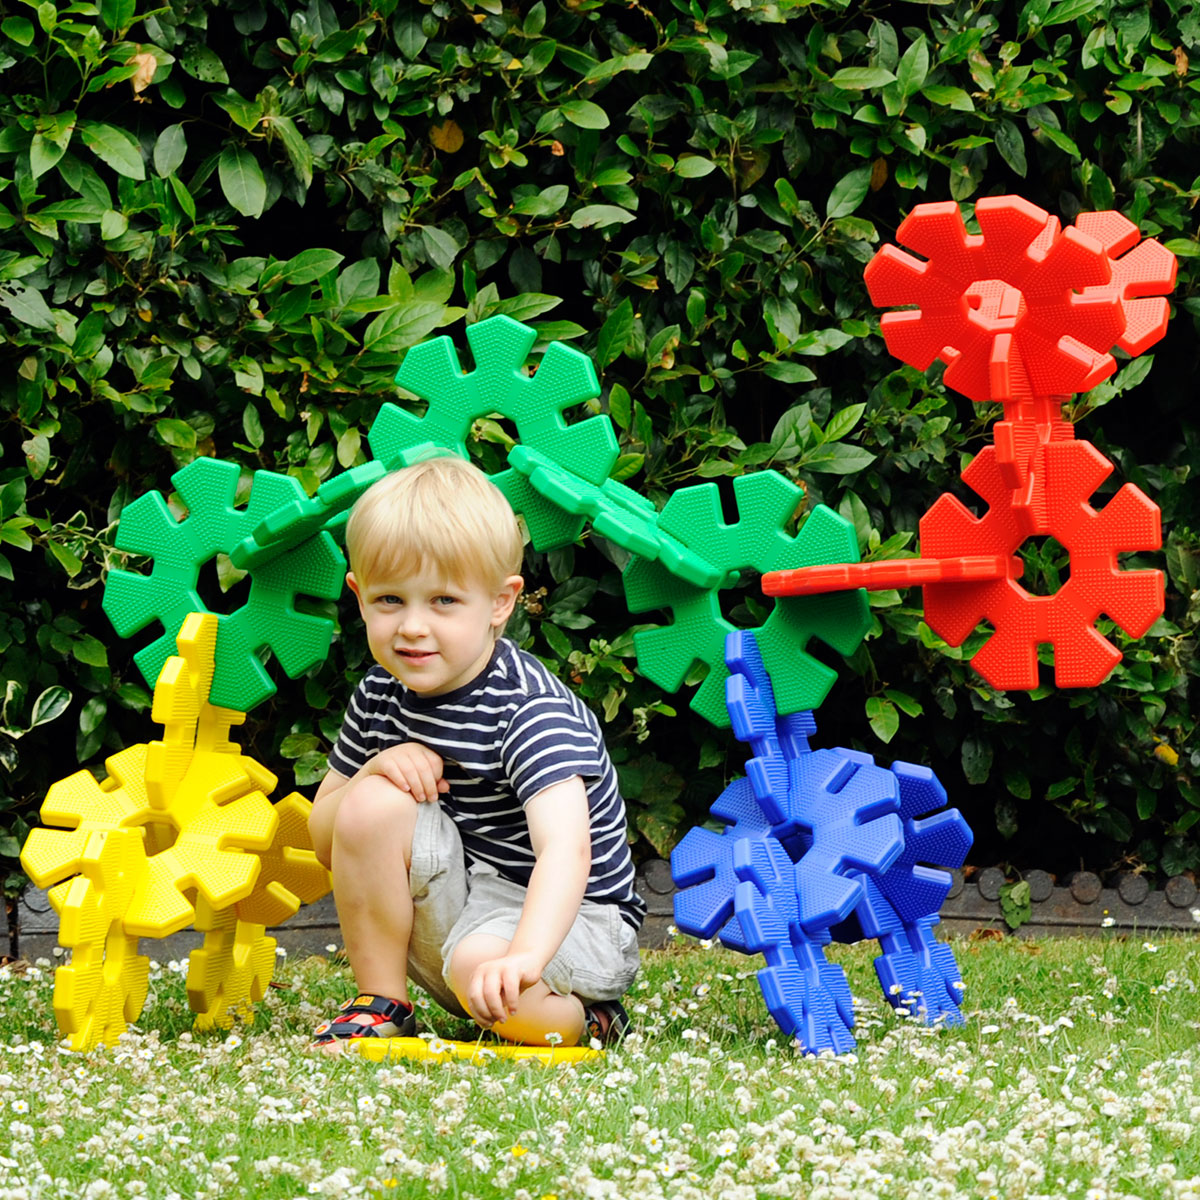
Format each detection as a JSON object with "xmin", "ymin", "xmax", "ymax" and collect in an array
[{"xmin": 327, "ymin": 638, "xmax": 645, "ymax": 929}]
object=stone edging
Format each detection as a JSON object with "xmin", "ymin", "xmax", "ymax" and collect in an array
[{"xmin": 8, "ymin": 863, "xmax": 1199, "ymax": 963}]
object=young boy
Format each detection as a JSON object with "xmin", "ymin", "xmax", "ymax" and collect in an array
[{"xmin": 308, "ymin": 455, "xmax": 645, "ymax": 1051}]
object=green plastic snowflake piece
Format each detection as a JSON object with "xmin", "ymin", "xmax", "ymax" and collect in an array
[
  {"xmin": 508, "ymin": 444, "xmax": 726, "ymax": 587},
  {"xmin": 367, "ymin": 315, "xmax": 618, "ymax": 549},
  {"xmin": 103, "ymin": 458, "xmax": 346, "ymax": 711},
  {"xmin": 229, "ymin": 461, "xmax": 388, "ymax": 572},
  {"xmin": 623, "ymin": 474, "xmax": 870, "ymax": 727}
]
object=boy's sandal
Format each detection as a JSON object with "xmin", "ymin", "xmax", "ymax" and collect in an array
[
  {"xmin": 582, "ymin": 999, "xmax": 631, "ymax": 1046},
  {"xmin": 311, "ymin": 994, "xmax": 416, "ymax": 1046}
]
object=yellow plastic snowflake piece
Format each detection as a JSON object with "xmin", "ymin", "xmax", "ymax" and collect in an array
[
  {"xmin": 20, "ymin": 745, "xmax": 153, "ymax": 892},
  {"xmin": 52, "ymin": 828, "xmax": 151, "ymax": 1051},
  {"xmin": 187, "ymin": 897, "xmax": 277, "ymax": 1031},
  {"xmin": 146, "ymin": 611, "xmax": 246, "ymax": 810},
  {"xmin": 123, "ymin": 751, "xmax": 278, "ymax": 937},
  {"xmin": 235, "ymin": 791, "xmax": 331, "ymax": 927},
  {"xmin": 352, "ymin": 1038, "xmax": 604, "ymax": 1066}
]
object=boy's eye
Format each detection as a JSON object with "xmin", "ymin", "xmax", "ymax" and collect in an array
[
  {"xmin": 377, "ymin": 595, "xmax": 402, "ymax": 605},
  {"xmin": 433, "ymin": 595, "xmax": 458, "ymax": 606}
]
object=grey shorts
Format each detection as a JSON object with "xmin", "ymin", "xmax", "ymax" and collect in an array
[{"xmin": 405, "ymin": 800, "xmax": 641, "ymax": 1018}]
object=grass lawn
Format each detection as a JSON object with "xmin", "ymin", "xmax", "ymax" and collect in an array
[{"xmin": 0, "ymin": 931, "xmax": 1198, "ymax": 1199}]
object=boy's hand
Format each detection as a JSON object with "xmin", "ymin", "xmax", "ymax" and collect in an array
[
  {"xmin": 363, "ymin": 742, "xmax": 449, "ymax": 804},
  {"xmin": 467, "ymin": 952, "xmax": 544, "ymax": 1026}
]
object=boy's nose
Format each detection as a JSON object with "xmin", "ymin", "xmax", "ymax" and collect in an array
[{"xmin": 399, "ymin": 609, "xmax": 428, "ymax": 637}]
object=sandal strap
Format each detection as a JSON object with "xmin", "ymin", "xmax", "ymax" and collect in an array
[{"xmin": 338, "ymin": 993, "xmax": 408, "ymax": 1021}]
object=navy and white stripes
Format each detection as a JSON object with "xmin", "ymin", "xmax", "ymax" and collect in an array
[{"xmin": 328, "ymin": 639, "xmax": 646, "ymax": 929}]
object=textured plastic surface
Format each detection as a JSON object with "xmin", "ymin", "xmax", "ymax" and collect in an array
[
  {"xmin": 187, "ymin": 898, "xmax": 276, "ymax": 1031},
  {"xmin": 864, "ymin": 197, "xmax": 1175, "ymax": 690},
  {"xmin": 762, "ymin": 555, "xmax": 1017, "ymax": 597},
  {"xmin": 368, "ymin": 315, "xmax": 616, "ymax": 550},
  {"xmin": 51, "ymin": 828, "xmax": 150, "ymax": 1052},
  {"xmin": 831, "ymin": 760, "xmax": 974, "ymax": 1026},
  {"xmin": 508, "ymin": 443, "xmax": 724, "ymax": 586},
  {"xmin": 864, "ymin": 196, "xmax": 1128, "ymax": 403},
  {"xmin": 19, "ymin": 613, "xmax": 332, "ymax": 1047},
  {"xmin": 103, "ymin": 457, "xmax": 345, "ymax": 711},
  {"xmin": 229, "ymin": 460, "xmax": 387, "ymax": 572},
  {"xmin": 352, "ymin": 1037, "xmax": 603, "ymax": 1065},
  {"xmin": 671, "ymin": 631, "xmax": 971, "ymax": 1053},
  {"xmin": 624, "ymin": 477, "xmax": 871, "ymax": 726},
  {"xmin": 920, "ymin": 439, "xmax": 1163, "ymax": 688}
]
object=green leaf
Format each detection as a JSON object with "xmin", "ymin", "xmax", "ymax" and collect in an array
[
  {"xmin": 570, "ymin": 205, "xmax": 636, "ymax": 229},
  {"xmin": 30, "ymin": 134, "xmax": 68, "ymax": 180},
  {"xmin": 30, "ymin": 685, "xmax": 71, "ymax": 728},
  {"xmin": 337, "ymin": 259, "xmax": 381, "ymax": 306},
  {"xmin": 0, "ymin": 283, "xmax": 56, "ymax": 331},
  {"xmin": 866, "ymin": 696, "xmax": 900, "ymax": 743},
  {"xmin": 153, "ymin": 124, "xmax": 187, "ymax": 178},
  {"xmin": 100, "ymin": 209, "xmax": 128, "ymax": 240},
  {"xmin": 922, "ymin": 85, "xmax": 974, "ymax": 111},
  {"xmin": 362, "ymin": 301, "xmax": 458, "ymax": 354},
  {"xmin": 762, "ymin": 361, "xmax": 817, "ymax": 384},
  {"xmin": 883, "ymin": 689, "xmax": 923, "ymax": 718},
  {"xmin": 180, "ymin": 44, "xmax": 229, "ymax": 84},
  {"xmin": 72, "ymin": 634, "xmax": 108, "ymax": 667},
  {"xmin": 420, "ymin": 225, "xmax": 461, "ymax": 271},
  {"xmin": 962, "ymin": 735, "xmax": 993, "ymax": 785},
  {"xmin": 675, "ymin": 156, "xmax": 717, "ymax": 178},
  {"xmin": 896, "ymin": 36, "xmax": 929, "ymax": 97},
  {"xmin": 77, "ymin": 121, "xmax": 145, "ymax": 179},
  {"xmin": 155, "ymin": 418, "xmax": 197, "ymax": 449},
  {"xmin": 271, "ymin": 114, "xmax": 313, "ymax": 188},
  {"xmin": 830, "ymin": 66, "xmax": 897, "ymax": 90},
  {"xmin": 22, "ymin": 434, "xmax": 50, "ymax": 479},
  {"xmin": 2, "ymin": 16, "xmax": 35, "ymax": 45},
  {"xmin": 999, "ymin": 879, "xmax": 1032, "ymax": 930},
  {"xmin": 559, "ymin": 100, "xmax": 610, "ymax": 129},
  {"xmin": 218, "ymin": 145, "xmax": 266, "ymax": 218},
  {"xmin": 100, "ymin": 0, "xmax": 135, "ymax": 32},
  {"xmin": 337, "ymin": 427, "xmax": 361, "ymax": 468},
  {"xmin": 1044, "ymin": 0, "xmax": 1102, "ymax": 26},
  {"xmin": 826, "ymin": 166, "xmax": 872, "ymax": 219},
  {"xmin": 48, "ymin": 540, "xmax": 82, "ymax": 577},
  {"xmin": 995, "ymin": 120, "xmax": 1027, "ymax": 176},
  {"xmin": 825, "ymin": 403, "xmax": 866, "ymax": 442},
  {"xmin": 596, "ymin": 297, "xmax": 634, "ymax": 369},
  {"xmin": 273, "ymin": 248, "xmax": 344, "ymax": 286},
  {"xmin": 168, "ymin": 173, "xmax": 196, "ymax": 222},
  {"xmin": 1032, "ymin": 120, "xmax": 1081, "ymax": 159},
  {"xmin": 542, "ymin": 622, "xmax": 572, "ymax": 658},
  {"xmin": 803, "ymin": 442, "xmax": 876, "ymax": 475},
  {"xmin": 212, "ymin": 91, "xmax": 264, "ymax": 133},
  {"xmin": 242, "ymin": 403, "xmax": 264, "ymax": 448}
]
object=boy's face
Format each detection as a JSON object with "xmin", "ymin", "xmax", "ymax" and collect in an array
[{"xmin": 347, "ymin": 564, "xmax": 523, "ymax": 696}]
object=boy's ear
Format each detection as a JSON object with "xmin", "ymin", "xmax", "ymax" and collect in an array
[
  {"xmin": 491, "ymin": 574, "xmax": 524, "ymax": 627},
  {"xmin": 346, "ymin": 572, "xmax": 364, "ymax": 608}
]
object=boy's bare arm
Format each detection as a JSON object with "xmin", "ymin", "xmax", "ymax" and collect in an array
[
  {"xmin": 465, "ymin": 775, "xmax": 592, "ymax": 1026},
  {"xmin": 308, "ymin": 743, "xmax": 449, "ymax": 865}
]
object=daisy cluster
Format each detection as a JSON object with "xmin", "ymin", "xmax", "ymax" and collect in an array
[{"xmin": 0, "ymin": 936, "xmax": 1196, "ymax": 1200}]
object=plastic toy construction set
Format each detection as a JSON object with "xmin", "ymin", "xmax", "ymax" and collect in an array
[{"xmin": 20, "ymin": 194, "xmax": 1177, "ymax": 1057}]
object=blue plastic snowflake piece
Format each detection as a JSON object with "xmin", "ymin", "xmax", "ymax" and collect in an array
[
  {"xmin": 733, "ymin": 838, "xmax": 855, "ymax": 1051},
  {"xmin": 670, "ymin": 778, "xmax": 771, "ymax": 949},
  {"xmin": 831, "ymin": 757, "xmax": 974, "ymax": 1025}
]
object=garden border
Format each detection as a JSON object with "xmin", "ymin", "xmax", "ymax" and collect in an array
[{"xmin": 8, "ymin": 864, "xmax": 1199, "ymax": 964}]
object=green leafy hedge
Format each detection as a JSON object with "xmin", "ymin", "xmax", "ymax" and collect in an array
[{"xmin": 2, "ymin": 0, "xmax": 1199, "ymax": 898}]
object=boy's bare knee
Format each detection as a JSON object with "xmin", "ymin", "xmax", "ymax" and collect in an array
[{"xmin": 332, "ymin": 776, "xmax": 419, "ymax": 859}]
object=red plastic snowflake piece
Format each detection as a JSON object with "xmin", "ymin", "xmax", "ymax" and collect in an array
[
  {"xmin": 865, "ymin": 196, "xmax": 1125, "ymax": 403},
  {"xmin": 919, "ymin": 439, "xmax": 1163, "ymax": 689}
]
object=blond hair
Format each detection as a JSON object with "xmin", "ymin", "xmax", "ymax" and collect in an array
[{"xmin": 345, "ymin": 455, "xmax": 524, "ymax": 592}]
